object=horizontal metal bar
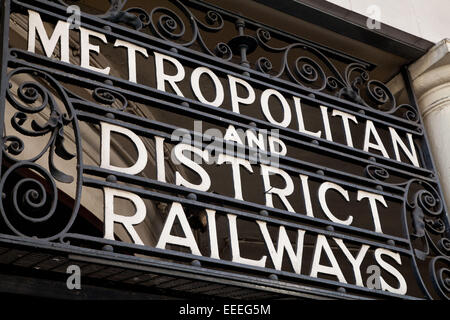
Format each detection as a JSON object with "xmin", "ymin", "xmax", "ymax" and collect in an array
[
  {"xmin": 0, "ymin": 233, "xmax": 352, "ymax": 300},
  {"xmin": 68, "ymin": 251, "xmax": 369, "ymax": 300},
  {"xmin": 60, "ymin": 232, "xmax": 416, "ymax": 300}
]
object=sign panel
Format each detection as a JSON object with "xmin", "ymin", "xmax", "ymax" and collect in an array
[{"xmin": 0, "ymin": 0, "xmax": 448, "ymax": 299}]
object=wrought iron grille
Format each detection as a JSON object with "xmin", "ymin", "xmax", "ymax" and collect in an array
[{"xmin": 0, "ymin": 0, "xmax": 448, "ymax": 300}]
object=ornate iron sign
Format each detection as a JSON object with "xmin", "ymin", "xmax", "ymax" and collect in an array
[{"xmin": 0, "ymin": 0, "xmax": 449, "ymax": 300}]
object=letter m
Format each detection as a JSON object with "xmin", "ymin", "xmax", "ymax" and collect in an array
[{"xmin": 27, "ymin": 10, "xmax": 70, "ymax": 62}]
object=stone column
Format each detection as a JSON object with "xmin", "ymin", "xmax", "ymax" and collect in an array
[{"xmin": 393, "ymin": 39, "xmax": 450, "ymax": 209}]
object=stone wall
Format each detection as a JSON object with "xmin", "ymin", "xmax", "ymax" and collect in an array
[{"xmin": 326, "ymin": 0, "xmax": 450, "ymax": 43}]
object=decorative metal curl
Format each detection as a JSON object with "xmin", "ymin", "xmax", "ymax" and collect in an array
[
  {"xmin": 426, "ymin": 218, "xmax": 447, "ymax": 234},
  {"xmin": 55, "ymin": 0, "xmax": 144, "ymax": 29},
  {"xmin": 124, "ymin": 7, "xmax": 150, "ymax": 29},
  {"xmin": 93, "ymin": 87, "xmax": 128, "ymax": 111},
  {"xmin": 1, "ymin": 65, "xmax": 82, "ymax": 241},
  {"xmin": 2, "ymin": 136, "xmax": 24, "ymax": 156},
  {"xmin": 255, "ymin": 30, "xmax": 348, "ymax": 93},
  {"xmin": 406, "ymin": 180, "xmax": 444, "ymax": 242},
  {"xmin": 364, "ymin": 165, "xmax": 390, "ymax": 182},
  {"xmin": 51, "ymin": 0, "xmax": 420, "ymax": 121},
  {"xmin": 366, "ymin": 80, "xmax": 394, "ymax": 109},
  {"xmin": 0, "ymin": 162, "xmax": 58, "ymax": 238},
  {"xmin": 6, "ymin": 68, "xmax": 76, "ymax": 183},
  {"xmin": 387, "ymin": 104, "xmax": 420, "ymax": 124},
  {"xmin": 429, "ymin": 257, "xmax": 450, "ymax": 300},
  {"xmin": 438, "ymin": 238, "xmax": 450, "ymax": 255},
  {"xmin": 403, "ymin": 179, "xmax": 450, "ymax": 300},
  {"xmin": 282, "ymin": 45, "xmax": 335, "ymax": 91},
  {"xmin": 256, "ymin": 28, "xmax": 273, "ymax": 47},
  {"xmin": 294, "ymin": 57, "xmax": 325, "ymax": 85},
  {"xmin": 202, "ymin": 10, "xmax": 225, "ymax": 31},
  {"xmin": 213, "ymin": 42, "xmax": 233, "ymax": 60},
  {"xmin": 10, "ymin": 81, "xmax": 49, "ymax": 114},
  {"xmin": 148, "ymin": 2, "xmax": 232, "ymax": 61},
  {"xmin": 255, "ymin": 28, "xmax": 418, "ymax": 121},
  {"xmin": 327, "ymin": 76, "xmax": 345, "ymax": 92},
  {"xmin": 256, "ymin": 57, "xmax": 273, "ymax": 74},
  {"xmin": 363, "ymin": 164, "xmax": 413, "ymax": 187},
  {"xmin": 152, "ymin": 7, "xmax": 186, "ymax": 40},
  {"xmin": 188, "ymin": 6, "xmax": 232, "ymax": 60},
  {"xmin": 415, "ymin": 189, "xmax": 443, "ymax": 217}
]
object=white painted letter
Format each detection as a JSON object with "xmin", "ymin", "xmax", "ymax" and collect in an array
[
  {"xmin": 268, "ymin": 136, "xmax": 287, "ymax": 156},
  {"xmin": 363, "ymin": 120, "xmax": 389, "ymax": 158},
  {"xmin": 191, "ymin": 67, "xmax": 224, "ymax": 107},
  {"xmin": 217, "ymin": 154, "xmax": 253, "ymax": 201},
  {"xmin": 114, "ymin": 39, "xmax": 148, "ymax": 83},
  {"xmin": 257, "ymin": 222, "xmax": 305, "ymax": 274},
  {"xmin": 173, "ymin": 144, "xmax": 211, "ymax": 192},
  {"xmin": 156, "ymin": 202, "xmax": 201, "ymax": 256},
  {"xmin": 310, "ymin": 235, "xmax": 346, "ymax": 283},
  {"xmin": 357, "ymin": 190, "xmax": 387, "ymax": 233},
  {"xmin": 334, "ymin": 238, "xmax": 369, "ymax": 287},
  {"xmin": 206, "ymin": 209, "xmax": 220, "ymax": 259},
  {"xmin": 260, "ymin": 165, "xmax": 295, "ymax": 212},
  {"xmin": 101, "ymin": 122, "xmax": 148, "ymax": 175},
  {"xmin": 104, "ymin": 188, "xmax": 146, "ymax": 245},
  {"xmin": 155, "ymin": 136, "xmax": 166, "ymax": 182},
  {"xmin": 389, "ymin": 128, "xmax": 420, "ymax": 167},
  {"xmin": 79, "ymin": 27, "xmax": 110, "ymax": 74},
  {"xmin": 300, "ymin": 174, "xmax": 314, "ymax": 217},
  {"xmin": 261, "ymin": 89, "xmax": 292, "ymax": 127},
  {"xmin": 374, "ymin": 248, "xmax": 407, "ymax": 295},
  {"xmin": 228, "ymin": 214, "xmax": 267, "ymax": 267},
  {"xmin": 28, "ymin": 10, "xmax": 70, "ymax": 63},
  {"xmin": 332, "ymin": 109, "xmax": 358, "ymax": 147},
  {"xmin": 294, "ymin": 97, "xmax": 321, "ymax": 137},
  {"xmin": 320, "ymin": 106, "xmax": 333, "ymax": 141},
  {"xmin": 228, "ymin": 75, "xmax": 255, "ymax": 114},
  {"xmin": 318, "ymin": 182, "xmax": 352, "ymax": 225},
  {"xmin": 154, "ymin": 52, "xmax": 185, "ymax": 97}
]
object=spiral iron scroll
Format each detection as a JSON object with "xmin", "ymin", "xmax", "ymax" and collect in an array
[
  {"xmin": 362, "ymin": 167, "xmax": 450, "ymax": 299},
  {"xmin": 54, "ymin": 0, "xmax": 232, "ymax": 61},
  {"xmin": 0, "ymin": 67, "xmax": 82, "ymax": 240},
  {"xmin": 256, "ymin": 30, "xmax": 419, "ymax": 123}
]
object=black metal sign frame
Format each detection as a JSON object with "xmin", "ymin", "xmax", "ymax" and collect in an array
[{"xmin": 0, "ymin": 0, "xmax": 449, "ymax": 300}]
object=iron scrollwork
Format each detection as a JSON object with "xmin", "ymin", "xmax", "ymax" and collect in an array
[
  {"xmin": 363, "ymin": 166, "xmax": 450, "ymax": 300},
  {"xmin": 56, "ymin": 0, "xmax": 146, "ymax": 30},
  {"xmin": 256, "ymin": 31, "xmax": 419, "ymax": 122},
  {"xmin": 93, "ymin": 87, "xmax": 128, "ymax": 111},
  {"xmin": 404, "ymin": 179, "xmax": 450, "ymax": 299},
  {"xmin": 49, "ymin": 0, "xmax": 418, "ymax": 122},
  {"xmin": 0, "ymin": 67, "xmax": 82, "ymax": 240},
  {"xmin": 143, "ymin": 0, "xmax": 234, "ymax": 62}
]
